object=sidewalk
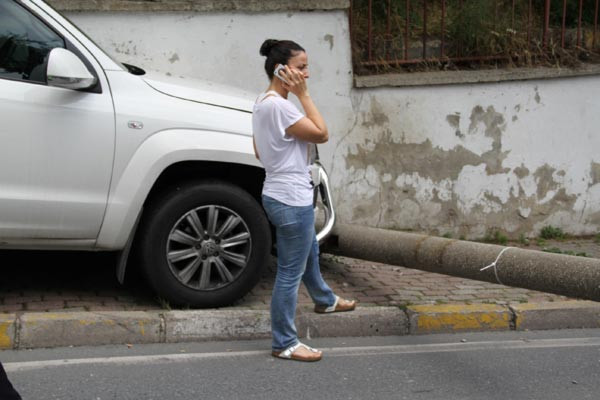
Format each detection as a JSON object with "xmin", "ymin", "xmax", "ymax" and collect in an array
[{"xmin": 1, "ymin": 237, "xmax": 600, "ymax": 349}]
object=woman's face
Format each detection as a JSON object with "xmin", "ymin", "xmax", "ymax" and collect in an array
[{"xmin": 286, "ymin": 51, "xmax": 309, "ymax": 79}]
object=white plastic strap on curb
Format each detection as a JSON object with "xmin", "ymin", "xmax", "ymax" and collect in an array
[{"xmin": 480, "ymin": 247, "xmax": 514, "ymax": 285}]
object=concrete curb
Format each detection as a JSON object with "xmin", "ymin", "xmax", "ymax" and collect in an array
[
  {"xmin": 1, "ymin": 301, "xmax": 599, "ymax": 350},
  {"xmin": 406, "ymin": 304, "xmax": 512, "ymax": 334},
  {"xmin": 510, "ymin": 301, "xmax": 600, "ymax": 331}
]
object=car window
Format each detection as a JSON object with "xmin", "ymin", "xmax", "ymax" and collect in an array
[{"xmin": 0, "ymin": 0, "xmax": 65, "ymax": 83}]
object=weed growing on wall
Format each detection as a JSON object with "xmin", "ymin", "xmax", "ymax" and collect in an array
[
  {"xmin": 483, "ymin": 230, "xmax": 508, "ymax": 245},
  {"xmin": 540, "ymin": 225, "xmax": 567, "ymax": 240}
]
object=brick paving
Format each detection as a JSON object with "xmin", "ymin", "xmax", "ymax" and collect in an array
[
  {"xmin": 0, "ymin": 251, "xmax": 158, "ymax": 313},
  {"xmin": 2, "ymin": 237, "xmax": 596, "ymax": 313}
]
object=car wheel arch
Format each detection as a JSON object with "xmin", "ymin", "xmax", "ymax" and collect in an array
[{"xmin": 117, "ymin": 160, "xmax": 268, "ymax": 288}]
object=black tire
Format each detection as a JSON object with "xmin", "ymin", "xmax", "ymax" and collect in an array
[{"xmin": 137, "ymin": 181, "xmax": 271, "ymax": 307}]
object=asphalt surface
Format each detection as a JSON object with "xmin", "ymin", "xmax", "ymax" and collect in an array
[{"xmin": 3, "ymin": 330, "xmax": 600, "ymax": 400}]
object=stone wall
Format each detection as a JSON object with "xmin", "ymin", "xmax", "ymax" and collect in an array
[{"xmin": 50, "ymin": 0, "xmax": 600, "ymax": 238}]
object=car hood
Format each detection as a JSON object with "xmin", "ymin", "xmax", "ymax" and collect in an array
[{"xmin": 143, "ymin": 72, "xmax": 255, "ymax": 113}]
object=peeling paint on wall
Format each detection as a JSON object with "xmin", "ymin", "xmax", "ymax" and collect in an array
[
  {"xmin": 446, "ymin": 113, "xmax": 462, "ymax": 138},
  {"xmin": 338, "ymin": 92, "xmax": 598, "ymax": 239},
  {"xmin": 323, "ymin": 34, "xmax": 334, "ymax": 50},
  {"xmin": 361, "ymin": 97, "xmax": 389, "ymax": 128},
  {"xmin": 534, "ymin": 86, "xmax": 541, "ymax": 104},
  {"xmin": 590, "ymin": 162, "xmax": 600, "ymax": 185}
]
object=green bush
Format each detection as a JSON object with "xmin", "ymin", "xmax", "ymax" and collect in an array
[
  {"xmin": 539, "ymin": 225, "xmax": 566, "ymax": 240},
  {"xmin": 446, "ymin": 1, "xmax": 502, "ymax": 57}
]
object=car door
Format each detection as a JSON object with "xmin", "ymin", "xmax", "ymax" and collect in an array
[{"xmin": 0, "ymin": 0, "xmax": 115, "ymax": 241}]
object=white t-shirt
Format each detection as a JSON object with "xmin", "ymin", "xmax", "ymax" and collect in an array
[{"xmin": 252, "ymin": 91, "xmax": 314, "ymax": 207}]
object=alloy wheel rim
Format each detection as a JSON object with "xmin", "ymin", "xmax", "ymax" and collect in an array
[{"xmin": 166, "ymin": 205, "xmax": 252, "ymax": 291}]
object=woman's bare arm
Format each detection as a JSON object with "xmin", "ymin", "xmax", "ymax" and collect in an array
[{"xmin": 280, "ymin": 66, "xmax": 328, "ymax": 144}]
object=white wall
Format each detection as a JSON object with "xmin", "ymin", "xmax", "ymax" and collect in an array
[{"xmin": 68, "ymin": 10, "xmax": 600, "ymax": 238}]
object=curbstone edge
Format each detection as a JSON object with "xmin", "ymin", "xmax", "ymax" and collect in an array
[
  {"xmin": 164, "ymin": 309, "xmax": 271, "ymax": 343},
  {"xmin": 4, "ymin": 301, "xmax": 600, "ymax": 350},
  {"xmin": 510, "ymin": 300, "xmax": 600, "ymax": 331},
  {"xmin": 407, "ymin": 304, "xmax": 512, "ymax": 334},
  {"xmin": 18, "ymin": 311, "xmax": 162, "ymax": 349},
  {"xmin": 297, "ymin": 306, "xmax": 408, "ymax": 338},
  {"xmin": 0, "ymin": 314, "xmax": 16, "ymax": 350}
]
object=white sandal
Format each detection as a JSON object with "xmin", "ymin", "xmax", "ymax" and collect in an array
[
  {"xmin": 314, "ymin": 295, "xmax": 357, "ymax": 313},
  {"xmin": 272, "ymin": 342, "xmax": 322, "ymax": 362}
]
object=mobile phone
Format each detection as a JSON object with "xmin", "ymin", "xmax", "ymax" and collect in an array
[{"xmin": 274, "ymin": 64, "xmax": 288, "ymax": 84}]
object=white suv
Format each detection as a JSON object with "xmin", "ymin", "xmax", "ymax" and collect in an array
[{"xmin": 0, "ymin": 0, "xmax": 335, "ymax": 307}]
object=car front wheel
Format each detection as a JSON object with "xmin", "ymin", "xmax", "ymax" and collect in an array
[{"xmin": 138, "ymin": 181, "xmax": 271, "ymax": 307}]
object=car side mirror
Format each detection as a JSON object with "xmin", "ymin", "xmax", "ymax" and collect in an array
[{"xmin": 46, "ymin": 48, "xmax": 97, "ymax": 90}]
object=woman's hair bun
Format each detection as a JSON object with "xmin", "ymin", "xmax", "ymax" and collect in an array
[
  {"xmin": 259, "ymin": 39, "xmax": 304, "ymax": 80},
  {"xmin": 259, "ymin": 39, "xmax": 279, "ymax": 57}
]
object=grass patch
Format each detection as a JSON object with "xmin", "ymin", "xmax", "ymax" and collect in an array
[
  {"xmin": 542, "ymin": 247, "xmax": 589, "ymax": 257},
  {"xmin": 483, "ymin": 230, "xmax": 508, "ymax": 245},
  {"xmin": 539, "ymin": 225, "xmax": 566, "ymax": 240},
  {"xmin": 518, "ymin": 233, "xmax": 530, "ymax": 246}
]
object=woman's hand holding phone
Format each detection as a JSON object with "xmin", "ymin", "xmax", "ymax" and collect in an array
[
  {"xmin": 276, "ymin": 65, "xmax": 328, "ymax": 144},
  {"xmin": 276, "ymin": 65, "xmax": 309, "ymax": 99}
]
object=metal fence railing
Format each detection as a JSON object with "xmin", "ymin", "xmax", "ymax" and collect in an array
[{"xmin": 350, "ymin": 0, "xmax": 600, "ymax": 73}]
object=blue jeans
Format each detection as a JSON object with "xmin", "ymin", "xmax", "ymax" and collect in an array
[{"xmin": 262, "ymin": 195, "xmax": 337, "ymax": 351}]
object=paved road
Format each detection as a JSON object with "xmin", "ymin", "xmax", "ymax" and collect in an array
[{"xmin": 3, "ymin": 330, "xmax": 599, "ymax": 399}]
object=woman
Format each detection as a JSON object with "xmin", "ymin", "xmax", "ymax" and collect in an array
[{"xmin": 252, "ymin": 39, "xmax": 356, "ymax": 362}]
